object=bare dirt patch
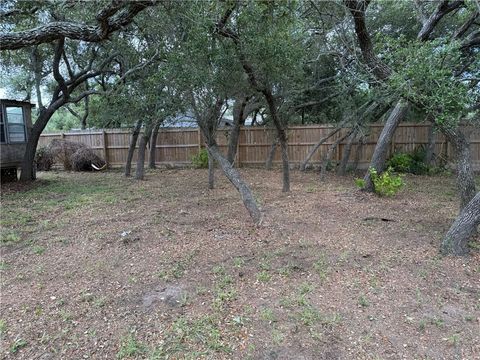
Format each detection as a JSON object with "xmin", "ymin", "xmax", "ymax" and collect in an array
[{"xmin": 1, "ymin": 169, "xmax": 479, "ymax": 359}]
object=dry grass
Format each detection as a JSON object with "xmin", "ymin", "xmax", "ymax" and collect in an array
[{"xmin": 0, "ymin": 168, "xmax": 479, "ymax": 359}]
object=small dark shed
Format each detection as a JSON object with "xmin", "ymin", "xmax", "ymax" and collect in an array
[{"xmin": 0, "ymin": 99, "xmax": 34, "ymax": 181}]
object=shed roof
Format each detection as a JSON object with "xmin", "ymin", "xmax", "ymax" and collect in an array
[{"xmin": 0, "ymin": 99, "xmax": 36, "ymax": 107}]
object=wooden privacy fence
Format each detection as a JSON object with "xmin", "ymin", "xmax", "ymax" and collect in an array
[{"xmin": 38, "ymin": 123, "xmax": 480, "ymax": 170}]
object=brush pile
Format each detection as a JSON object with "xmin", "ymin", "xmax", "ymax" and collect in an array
[{"xmin": 35, "ymin": 139, "xmax": 106, "ymax": 172}]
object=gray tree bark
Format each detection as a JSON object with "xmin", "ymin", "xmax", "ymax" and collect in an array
[
  {"xmin": 125, "ymin": 119, "xmax": 142, "ymax": 177},
  {"xmin": 337, "ymin": 130, "xmax": 358, "ymax": 175},
  {"xmin": 363, "ymin": 101, "xmax": 409, "ymax": 192},
  {"xmin": 441, "ymin": 191, "xmax": 480, "ymax": 256},
  {"xmin": 439, "ymin": 125, "xmax": 477, "ymax": 210},
  {"xmin": 265, "ymin": 139, "xmax": 277, "ymax": 170},
  {"xmin": 227, "ymin": 97, "xmax": 247, "ymax": 164},
  {"xmin": 135, "ymin": 123, "xmax": 153, "ymax": 180},
  {"xmin": 301, "ymin": 127, "xmax": 342, "ymax": 171},
  {"xmin": 320, "ymin": 130, "xmax": 353, "ymax": 181},
  {"xmin": 0, "ymin": 1, "xmax": 156, "ymax": 50},
  {"xmin": 149, "ymin": 119, "xmax": 162, "ymax": 169},
  {"xmin": 425, "ymin": 124, "xmax": 436, "ymax": 166},
  {"xmin": 207, "ymin": 144, "xmax": 261, "ymax": 224},
  {"xmin": 208, "ymin": 151, "xmax": 214, "ymax": 189}
]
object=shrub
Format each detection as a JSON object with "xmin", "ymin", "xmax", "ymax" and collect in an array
[
  {"xmin": 191, "ymin": 149, "xmax": 209, "ymax": 168},
  {"xmin": 369, "ymin": 167, "xmax": 404, "ymax": 196},
  {"xmin": 387, "ymin": 147, "xmax": 429, "ymax": 175}
]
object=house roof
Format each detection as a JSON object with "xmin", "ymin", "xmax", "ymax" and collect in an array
[{"xmin": 0, "ymin": 99, "xmax": 36, "ymax": 107}]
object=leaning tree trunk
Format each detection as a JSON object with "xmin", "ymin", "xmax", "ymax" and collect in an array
[
  {"xmin": 425, "ymin": 123, "xmax": 436, "ymax": 166},
  {"xmin": 265, "ymin": 139, "xmax": 277, "ymax": 170},
  {"xmin": 352, "ymin": 135, "xmax": 366, "ymax": 172},
  {"xmin": 149, "ymin": 120, "xmax": 161, "ymax": 169},
  {"xmin": 20, "ymin": 103, "xmax": 62, "ymax": 181},
  {"xmin": 337, "ymin": 130, "xmax": 358, "ymax": 175},
  {"xmin": 135, "ymin": 123, "xmax": 153, "ymax": 180},
  {"xmin": 363, "ymin": 100, "xmax": 409, "ymax": 192},
  {"xmin": 207, "ymin": 144, "xmax": 261, "ymax": 223},
  {"xmin": 263, "ymin": 91, "xmax": 290, "ymax": 192},
  {"xmin": 439, "ymin": 125, "xmax": 477, "ymax": 210},
  {"xmin": 227, "ymin": 98, "xmax": 247, "ymax": 164},
  {"xmin": 441, "ymin": 191, "xmax": 480, "ymax": 256},
  {"xmin": 208, "ymin": 151, "xmax": 215, "ymax": 189},
  {"xmin": 301, "ymin": 127, "xmax": 342, "ymax": 171},
  {"xmin": 320, "ymin": 130, "xmax": 353, "ymax": 181},
  {"xmin": 125, "ymin": 119, "xmax": 142, "ymax": 177}
]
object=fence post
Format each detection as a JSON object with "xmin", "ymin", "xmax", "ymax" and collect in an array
[
  {"xmin": 236, "ymin": 127, "xmax": 241, "ymax": 167},
  {"xmin": 102, "ymin": 130, "xmax": 109, "ymax": 167},
  {"xmin": 197, "ymin": 127, "xmax": 202, "ymax": 152}
]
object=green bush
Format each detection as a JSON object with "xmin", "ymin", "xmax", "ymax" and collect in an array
[
  {"xmin": 354, "ymin": 178, "xmax": 366, "ymax": 189},
  {"xmin": 387, "ymin": 147, "xmax": 429, "ymax": 175},
  {"xmin": 191, "ymin": 149, "xmax": 209, "ymax": 168},
  {"xmin": 369, "ymin": 167, "xmax": 404, "ymax": 196}
]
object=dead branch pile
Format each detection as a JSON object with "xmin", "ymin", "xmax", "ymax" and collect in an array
[
  {"xmin": 38, "ymin": 139, "xmax": 106, "ymax": 172},
  {"xmin": 35, "ymin": 145, "xmax": 55, "ymax": 171}
]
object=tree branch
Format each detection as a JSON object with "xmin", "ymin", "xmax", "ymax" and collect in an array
[{"xmin": 0, "ymin": 1, "xmax": 156, "ymax": 50}]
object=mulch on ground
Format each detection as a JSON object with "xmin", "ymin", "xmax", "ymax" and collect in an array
[{"xmin": 0, "ymin": 168, "xmax": 478, "ymax": 359}]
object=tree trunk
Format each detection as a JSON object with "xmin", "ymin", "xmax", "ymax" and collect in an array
[
  {"xmin": 135, "ymin": 123, "xmax": 153, "ymax": 180},
  {"xmin": 320, "ymin": 130, "xmax": 353, "ymax": 181},
  {"xmin": 227, "ymin": 98, "xmax": 247, "ymax": 164},
  {"xmin": 425, "ymin": 123, "xmax": 436, "ymax": 166},
  {"xmin": 352, "ymin": 135, "xmax": 366, "ymax": 172},
  {"xmin": 263, "ymin": 90, "xmax": 289, "ymax": 192},
  {"xmin": 301, "ymin": 127, "xmax": 342, "ymax": 171},
  {"xmin": 125, "ymin": 119, "xmax": 142, "ymax": 177},
  {"xmin": 149, "ymin": 120, "xmax": 161, "ymax": 169},
  {"xmin": 265, "ymin": 139, "xmax": 277, "ymax": 170},
  {"xmin": 440, "ymin": 191, "xmax": 480, "ymax": 256},
  {"xmin": 439, "ymin": 125, "xmax": 477, "ymax": 210},
  {"xmin": 337, "ymin": 130, "xmax": 357, "ymax": 175},
  {"xmin": 363, "ymin": 100, "xmax": 409, "ymax": 192},
  {"xmin": 208, "ymin": 151, "xmax": 214, "ymax": 189},
  {"xmin": 207, "ymin": 144, "xmax": 261, "ymax": 224},
  {"xmin": 20, "ymin": 103, "xmax": 62, "ymax": 181}
]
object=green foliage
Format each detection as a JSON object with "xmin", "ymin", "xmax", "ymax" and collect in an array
[
  {"xmin": 355, "ymin": 178, "xmax": 366, "ymax": 189},
  {"xmin": 191, "ymin": 149, "xmax": 209, "ymax": 169},
  {"xmin": 117, "ymin": 333, "xmax": 146, "ymax": 359},
  {"xmin": 383, "ymin": 38, "xmax": 472, "ymax": 127},
  {"xmin": 369, "ymin": 167, "xmax": 405, "ymax": 197},
  {"xmin": 387, "ymin": 147, "xmax": 429, "ymax": 175}
]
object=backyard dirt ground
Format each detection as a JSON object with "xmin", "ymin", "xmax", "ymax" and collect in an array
[{"xmin": 0, "ymin": 168, "xmax": 479, "ymax": 360}]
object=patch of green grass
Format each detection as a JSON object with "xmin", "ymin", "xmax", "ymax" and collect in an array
[
  {"xmin": 213, "ymin": 264, "xmax": 225, "ymax": 275},
  {"xmin": 10, "ymin": 338, "xmax": 27, "ymax": 353},
  {"xmin": 32, "ymin": 245, "xmax": 46, "ymax": 255},
  {"xmin": 232, "ymin": 257, "xmax": 245, "ymax": 268},
  {"xmin": 298, "ymin": 306, "xmax": 321, "ymax": 326},
  {"xmin": 151, "ymin": 315, "xmax": 232, "ymax": 357},
  {"xmin": 0, "ymin": 319, "xmax": 7, "ymax": 335},
  {"xmin": 1, "ymin": 230, "xmax": 21, "ymax": 244},
  {"xmin": 256, "ymin": 270, "xmax": 271, "ymax": 282},
  {"xmin": 430, "ymin": 316, "xmax": 444, "ymax": 328},
  {"xmin": 271, "ymin": 328, "xmax": 285, "ymax": 345},
  {"xmin": 260, "ymin": 308, "xmax": 277, "ymax": 323},
  {"xmin": 299, "ymin": 282, "xmax": 314, "ymax": 295},
  {"xmin": 313, "ymin": 254, "xmax": 329, "ymax": 280},
  {"xmin": 117, "ymin": 333, "xmax": 146, "ymax": 359},
  {"xmin": 445, "ymin": 333, "xmax": 460, "ymax": 347},
  {"xmin": 0, "ymin": 261, "xmax": 9, "ymax": 271},
  {"xmin": 358, "ymin": 295, "xmax": 369, "ymax": 308}
]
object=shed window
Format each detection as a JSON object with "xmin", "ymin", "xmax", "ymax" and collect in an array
[{"xmin": 5, "ymin": 106, "xmax": 26, "ymax": 143}]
